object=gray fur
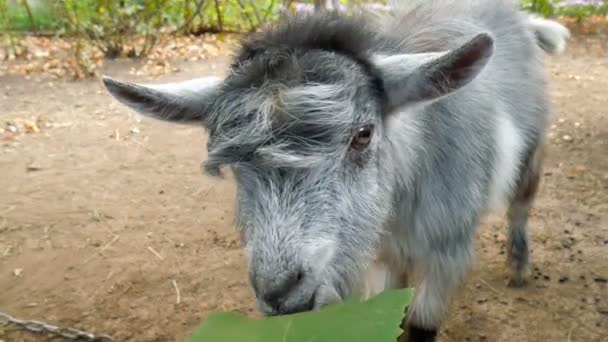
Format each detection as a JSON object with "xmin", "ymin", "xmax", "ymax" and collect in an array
[{"xmin": 102, "ymin": 0, "xmax": 569, "ymax": 336}]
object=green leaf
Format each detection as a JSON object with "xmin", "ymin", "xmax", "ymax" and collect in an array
[{"xmin": 190, "ymin": 288, "xmax": 413, "ymax": 342}]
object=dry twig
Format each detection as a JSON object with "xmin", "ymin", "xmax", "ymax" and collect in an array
[
  {"xmin": 479, "ymin": 278, "xmax": 500, "ymax": 295},
  {"xmin": 172, "ymin": 280, "xmax": 181, "ymax": 305},
  {"xmin": 84, "ymin": 235, "xmax": 120, "ymax": 263},
  {"xmin": 147, "ymin": 246, "xmax": 164, "ymax": 260}
]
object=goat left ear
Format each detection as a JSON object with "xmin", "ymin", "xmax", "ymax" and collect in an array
[
  {"xmin": 102, "ymin": 75, "xmax": 222, "ymax": 125},
  {"xmin": 373, "ymin": 33, "xmax": 494, "ymax": 110}
]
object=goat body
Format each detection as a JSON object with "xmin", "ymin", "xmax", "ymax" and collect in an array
[{"xmin": 103, "ymin": 1, "xmax": 569, "ymax": 340}]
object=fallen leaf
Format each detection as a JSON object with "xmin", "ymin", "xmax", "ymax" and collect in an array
[{"xmin": 23, "ymin": 120, "xmax": 40, "ymax": 133}]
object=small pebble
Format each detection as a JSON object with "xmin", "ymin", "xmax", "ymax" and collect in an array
[
  {"xmin": 562, "ymin": 135, "xmax": 573, "ymax": 142},
  {"xmin": 561, "ymin": 237, "xmax": 574, "ymax": 249}
]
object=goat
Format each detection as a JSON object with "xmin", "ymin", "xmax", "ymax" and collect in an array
[{"xmin": 102, "ymin": 1, "xmax": 570, "ymax": 340}]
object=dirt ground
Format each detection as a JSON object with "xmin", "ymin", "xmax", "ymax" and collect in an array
[{"xmin": 1, "ymin": 37, "xmax": 607, "ymax": 342}]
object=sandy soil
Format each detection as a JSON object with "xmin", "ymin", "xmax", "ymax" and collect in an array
[{"xmin": 0, "ymin": 37, "xmax": 607, "ymax": 342}]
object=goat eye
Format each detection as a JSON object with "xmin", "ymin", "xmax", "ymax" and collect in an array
[{"xmin": 350, "ymin": 125, "xmax": 374, "ymax": 151}]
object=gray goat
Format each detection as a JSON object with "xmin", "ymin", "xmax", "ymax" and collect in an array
[{"xmin": 102, "ymin": 1, "xmax": 570, "ymax": 340}]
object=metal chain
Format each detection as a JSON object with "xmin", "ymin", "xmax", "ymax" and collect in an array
[{"xmin": 0, "ymin": 310, "xmax": 114, "ymax": 341}]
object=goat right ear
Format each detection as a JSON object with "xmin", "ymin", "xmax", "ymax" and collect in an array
[
  {"xmin": 102, "ymin": 76, "xmax": 223, "ymax": 125},
  {"xmin": 373, "ymin": 33, "xmax": 494, "ymax": 110}
]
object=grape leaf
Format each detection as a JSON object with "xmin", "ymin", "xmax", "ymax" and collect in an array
[{"xmin": 190, "ymin": 288, "xmax": 413, "ymax": 342}]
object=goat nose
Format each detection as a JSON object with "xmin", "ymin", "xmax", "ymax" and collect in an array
[{"xmin": 259, "ymin": 269, "xmax": 305, "ymax": 312}]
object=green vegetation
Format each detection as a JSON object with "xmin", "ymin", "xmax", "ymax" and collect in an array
[
  {"xmin": 4, "ymin": 0, "xmax": 60, "ymax": 31},
  {"xmin": 1, "ymin": 0, "xmax": 24, "ymax": 56},
  {"xmin": 1, "ymin": 0, "xmax": 605, "ymax": 76},
  {"xmin": 2, "ymin": 0, "xmax": 285, "ymax": 58},
  {"xmin": 191, "ymin": 288, "xmax": 413, "ymax": 342},
  {"xmin": 4, "ymin": 1, "xmax": 608, "ymax": 35},
  {"xmin": 3, "ymin": 0, "xmax": 287, "ymax": 35},
  {"xmin": 521, "ymin": 0, "xmax": 557, "ymax": 17},
  {"xmin": 556, "ymin": 2, "xmax": 608, "ymax": 22},
  {"xmin": 57, "ymin": 0, "xmax": 175, "ymax": 58},
  {"xmin": 1, "ymin": 0, "xmax": 605, "ymax": 60},
  {"xmin": 521, "ymin": 0, "xmax": 608, "ymax": 19}
]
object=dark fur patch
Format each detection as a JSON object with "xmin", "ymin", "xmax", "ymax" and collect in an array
[
  {"xmin": 227, "ymin": 12, "xmax": 387, "ymax": 100},
  {"xmin": 514, "ymin": 144, "xmax": 544, "ymax": 203},
  {"xmin": 202, "ymin": 12, "xmax": 395, "ymax": 174}
]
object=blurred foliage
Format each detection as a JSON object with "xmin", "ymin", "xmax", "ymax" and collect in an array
[
  {"xmin": 555, "ymin": 1, "xmax": 608, "ymax": 22},
  {"xmin": 1, "ymin": 0, "xmax": 25, "ymax": 58},
  {"xmin": 1, "ymin": 0, "xmax": 606, "ymax": 62},
  {"xmin": 521, "ymin": 0, "xmax": 557, "ymax": 17},
  {"xmin": 55, "ymin": 0, "xmax": 172, "ymax": 58},
  {"xmin": 521, "ymin": 0, "xmax": 608, "ymax": 19},
  {"xmin": 3, "ymin": 0, "xmax": 286, "ymax": 58},
  {"xmin": 5, "ymin": 0, "xmax": 60, "ymax": 31}
]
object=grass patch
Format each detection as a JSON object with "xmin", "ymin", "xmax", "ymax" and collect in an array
[{"xmin": 5, "ymin": 2, "xmax": 61, "ymax": 32}]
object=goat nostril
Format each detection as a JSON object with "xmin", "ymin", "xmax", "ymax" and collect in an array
[{"xmin": 261, "ymin": 269, "xmax": 306, "ymax": 312}]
